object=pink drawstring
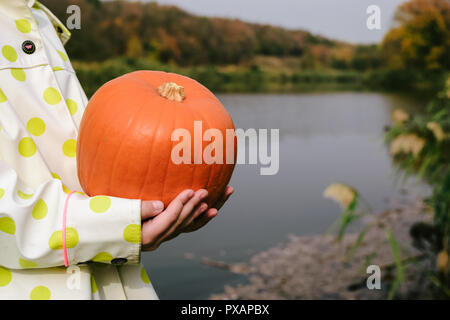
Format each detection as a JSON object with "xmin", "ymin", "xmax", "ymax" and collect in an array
[{"xmin": 62, "ymin": 191, "xmax": 76, "ymax": 267}]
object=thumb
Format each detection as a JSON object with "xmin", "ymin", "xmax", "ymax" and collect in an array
[{"xmin": 141, "ymin": 200, "xmax": 164, "ymax": 220}]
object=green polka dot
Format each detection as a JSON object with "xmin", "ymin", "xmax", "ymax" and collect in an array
[
  {"xmin": 91, "ymin": 275, "xmax": 98, "ymax": 293},
  {"xmin": 0, "ymin": 88, "xmax": 6, "ymax": 103},
  {"xmin": 19, "ymin": 258, "xmax": 38, "ymax": 268},
  {"xmin": 92, "ymin": 252, "xmax": 113, "ymax": 262},
  {"xmin": 30, "ymin": 286, "xmax": 51, "ymax": 300},
  {"xmin": 62, "ymin": 139, "xmax": 76, "ymax": 158},
  {"xmin": 15, "ymin": 19, "xmax": 31, "ymax": 33},
  {"xmin": 18, "ymin": 190, "xmax": 33, "ymax": 199},
  {"xmin": 62, "ymin": 185, "xmax": 71, "ymax": 194},
  {"xmin": 123, "ymin": 224, "xmax": 141, "ymax": 244},
  {"xmin": 43, "ymin": 87, "xmax": 61, "ymax": 105},
  {"xmin": 51, "ymin": 172, "xmax": 61, "ymax": 180},
  {"xmin": 32, "ymin": 199, "xmax": 48, "ymax": 220},
  {"xmin": 52, "ymin": 66, "xmax": 64, "ymax": 71},
  {"xmin": 27, "ymin": 118, "xmax": 46, "ymax": 136},
  {"xmin": 18, "ymin": 137, "xmax": 36, "ymax": 157},
  {"xmin": 89, "ymin": 196, "xmax": 111, "ymax": 213},
  {"xmin": 141, "ymin": 266, "xmax": 150, "ymax": 284},
  {"xmin": 48, "ymin": 227, "xmax": 79, "ymax": 250},
  {"xmin": 0, "ymin": 266, "xmax": 12, "ymax": 287},
  {"xmin": 57, "ymin": 50, "xmax": 68, "ymax": 62},
  {"xmin": 2, "ymin": 45, "xmax": 17, "ymax": 62},
  {"xmin": 52, "ymin": 173, "xmax": 71, "ymax": 192},
  {"xmin": 0, "ymin": 188, "xmax": 4, "ymax": 200},
  {"xmin": 0, "ymin": 217, "xmax": 15, "ymax": 235},
  {"xmin": 11, "ymin": 68, "xmax": 26, "ymax": 82},
  {"xmin": 66, "ymin": 99, "xmax": 77, "ymax": 115}
]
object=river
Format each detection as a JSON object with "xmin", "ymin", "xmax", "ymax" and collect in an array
[{"xmin": 143, "ymin": 92, "xmax": 426, "ymax": 299}]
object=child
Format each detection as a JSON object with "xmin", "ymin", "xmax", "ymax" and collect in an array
[{"xmin": 0, "ymin": 0, "xmax": 232, "ymax": 299}]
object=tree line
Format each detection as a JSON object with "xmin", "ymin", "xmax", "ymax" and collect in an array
[
  {"xmin": 41, "ymin": 0, "xmax": 379, "ymax": 70},
  {"xmin": 41, "ymin": 0, "xmax": 449, "ymax": 94}
]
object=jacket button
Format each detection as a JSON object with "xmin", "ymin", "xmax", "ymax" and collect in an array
[
  {"xmin": 22, "ymin": 40, "xmax": 36, "ymax": 54},
  {"xmin": 111, "ymin": 258, "xmax": 128, "ymax": 265}
]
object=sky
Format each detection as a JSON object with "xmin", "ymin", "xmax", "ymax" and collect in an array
[{"xmin": 141, "ymin": 0, "xmax": 408, "ymax": 44}]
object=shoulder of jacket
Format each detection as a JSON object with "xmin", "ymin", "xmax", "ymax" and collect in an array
[{"xmin": 33, "ymin": 1, "xmax": 71, "ymax": 46}]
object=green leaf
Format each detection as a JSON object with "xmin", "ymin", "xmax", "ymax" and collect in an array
[
  {"xmin": 337, "ymin": 212, "xmax": 361, "ymax": 240},
  {"xmin": 346, "ymin": 226, "xmax": 368, "ymax": 261},
  {"xmin": 336, "ymin": 194, "xmax": 360, "ymax": 240},
  {"xmin": 386, "ymin": 228, "xmax": 405, "ymax": 300}
]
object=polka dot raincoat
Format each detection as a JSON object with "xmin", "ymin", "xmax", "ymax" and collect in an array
[{"xmin": 0, "ymin": 0, "xmax": 158, "ymax": 299}]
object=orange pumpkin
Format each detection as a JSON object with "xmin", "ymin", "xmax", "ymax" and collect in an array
[{"xmin": 77, "ymin": 71, "xmax": 236, "ymax": 207}]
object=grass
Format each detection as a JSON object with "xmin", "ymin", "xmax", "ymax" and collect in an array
[{"xmin": 73, "ymin": 56, "xmax": 371, "ymax": 97}]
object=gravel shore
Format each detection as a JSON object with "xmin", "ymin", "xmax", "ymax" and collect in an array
[{"xmin": 208, "ymin": 201, "xmax": 435, "ymax": 300}]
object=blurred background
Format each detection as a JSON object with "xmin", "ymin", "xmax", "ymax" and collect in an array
[{"xmin": 42, "ymin": 0, "xmax": 449, "ymax": 299}]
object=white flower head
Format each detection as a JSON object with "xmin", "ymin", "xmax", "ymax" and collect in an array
[
  {"xmin": 391, "ymin": 109, "xmax": 409, "ymax": 125},
  {"xmin": 323, "ymin": 183, "xmax": 357, "ymax": 209},
  {"xmin": 427, "ymin": 122, "xmax": 446, "ymax": 142},
  {"xmin": 390, "ymin": 133, "xmax": 425, "ymax": 157}
]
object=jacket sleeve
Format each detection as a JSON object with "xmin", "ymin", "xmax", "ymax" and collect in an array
[{"xmin": 0, "ymin": 161, "xmax": 142, "ymax": 269}]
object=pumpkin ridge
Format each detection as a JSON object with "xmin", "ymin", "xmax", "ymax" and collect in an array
[
  {"xmin": 108, "ymin": 100, "xmax": 146, "ymax": 196},
  {"xmin": 128, "ymin": 76, "xmax": 160, "ymax": 99},
  {"xmin": 199, "ymin": 97, "xmax": 236, "ymax": 205},
  {"xmin": 189, "ymin": 104, "xmax": 215, "ymax": 197},
  {"xmin": 82, "ymin": 89, "xmax": 124, "ymax": 191},
  {"xmin": 83, "ymin": 123, "xmax": 100, "ymax": 194},
  {"xmin": 205, "ymin": 103, "xmax": 235, "ymax": 204},
  {"xmin": 159, "ymin": 97, "xmax": 180, "ymax": 202},
  {"xmin": 137, "ymin": 100, "xmax": 164, "ymax": 199},
  {"xmin": 182, "ymin": 106, "xmax": 198, "ymax": 195}
]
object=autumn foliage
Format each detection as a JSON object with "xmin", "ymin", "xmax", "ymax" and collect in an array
[
  {"xmin": 41, "ymin": 0, "xmax": 449, "ymax": 95},
  {"xmin": 381, "ymin": 0, "xmax": 450, "ymax": 71}
]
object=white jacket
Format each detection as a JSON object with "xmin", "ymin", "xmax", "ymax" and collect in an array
[{"xmin": 0, "ymin": 0, "xmax": 158, "ymax": 299}]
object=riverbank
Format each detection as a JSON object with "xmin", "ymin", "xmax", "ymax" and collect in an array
[
  {"xmin": 73, "ymin": 57, "xmax": 441, "ymax": 99},
  {"xmin": 207, "ymin": 201, "xmax": 435, "ymax": 300},
  {"xmin": 73, "ymin": 57, "xmax": 366, "ymax": 97}
]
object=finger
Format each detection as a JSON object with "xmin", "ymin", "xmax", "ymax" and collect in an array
[
  {"xmin": 179, "ymin": 201, "xmax": 208, "ymax": 230},
  {"xmin": 164, "ymin": 189, "xmax": 208, "ymax": 237},
  {"xmin": 179, "ymin": 189, "xmax": 208, "ymax": 222},
  {"xmin": 214, "ymin": 186, "xmax": 234, "ymax": 210},
  {"xmin": 186, "ymin": 208, "xmax": 218, "ymax": 232},
  {"xmin": 141, "ymin": 200, "xmax": 164, "ymax": 220},
  {"xmin": 225, "ymin": 185, "xmax": 234, "ymax": 196},
  {"xmin": 141, "ymin": 190, "xmax": 194, "ymax": 244},
  {"xmin": 153, "ymin": 189, "xmax": 194, "ymax": 228}
]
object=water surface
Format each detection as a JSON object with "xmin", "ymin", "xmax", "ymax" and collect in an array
[{"xmin": 143, "ymin": 92, "xmax": 426, "ymax": 299}]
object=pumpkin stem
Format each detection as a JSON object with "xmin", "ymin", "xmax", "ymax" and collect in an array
[{"xmin": 158, "ymin": 82, "xmax": 186, "ymax": 102}]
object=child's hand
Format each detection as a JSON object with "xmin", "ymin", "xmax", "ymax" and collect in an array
[
  {"xmin": 140, "ymin": 186, "xmax": 234, "ymax": 251},
  {"xmin": 180, "ymin": 186, "xmax": 234, "ymax": 234},
  {"xmin": 140, "ymin": 189, "xmax": 209, "ymax": 251}
]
